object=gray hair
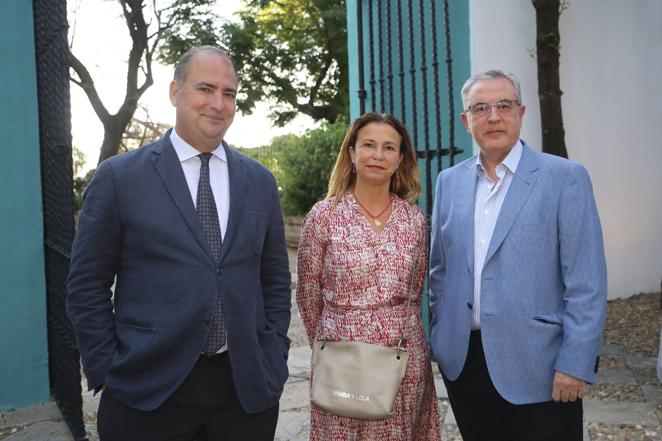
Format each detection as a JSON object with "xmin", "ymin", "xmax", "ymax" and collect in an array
[
  {"xmin": 460, "ymin": 70, "xmax": 522, "ymax": 107},
  {"xmin": 173, "ymin": 45, "xmax": 237, "ymax": 85}
]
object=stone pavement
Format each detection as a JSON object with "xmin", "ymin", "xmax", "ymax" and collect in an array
[
  {"xmin": 274, "ymin": 341, "xmax": 662, "ymax": 441},
  {"xmin": 2, "ymin": 250, "xmax": 660, "ymax": 440},
  {"xmin": 2, "ymin": 333, "xmax": 659, "ymax": 440}
]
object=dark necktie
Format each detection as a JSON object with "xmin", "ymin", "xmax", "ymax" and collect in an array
[{"xmin": 196, "ymin": 152, "xmax": 226, "ymax": 355}]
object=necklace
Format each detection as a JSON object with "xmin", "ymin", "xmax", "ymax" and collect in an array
[{"xmin": 354, "ymin": 194, "xmax": 392, "ymax": 227}]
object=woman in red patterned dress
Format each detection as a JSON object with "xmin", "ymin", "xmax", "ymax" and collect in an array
[{"xmin": 296, "ymin": 112, "xmax": 441, "ymax": 440}]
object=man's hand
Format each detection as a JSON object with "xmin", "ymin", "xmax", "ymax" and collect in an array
[{"xmin": 552, "ymin": 371, "xmax": 587, "ymax": 402}]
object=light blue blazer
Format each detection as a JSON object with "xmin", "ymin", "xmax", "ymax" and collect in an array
[{"xmin": 428, "ymin": 141, "xmax": 607, "ymax": 404}]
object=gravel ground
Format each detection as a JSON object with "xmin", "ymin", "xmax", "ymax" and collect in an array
[
  {"xmin": 604, "ymin": 292, "xmax": 662, "ymax": 357},
  {"xmin": 588, "ymin": 292, "xmax": 662, "ymax": 441}
]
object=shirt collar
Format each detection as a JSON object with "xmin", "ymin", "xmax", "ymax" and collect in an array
[
  {"xmin": 475, "ymin": 140, "xmax": 523, "ymax": 176},
  {"xmin": 169, "ymin": 129, "xmax": 227, "ymax": 163}
]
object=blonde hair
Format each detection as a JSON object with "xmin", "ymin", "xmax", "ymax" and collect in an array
[{"xmin": 327, "ymin": 112, "xmax": 421, "ymax": 201}]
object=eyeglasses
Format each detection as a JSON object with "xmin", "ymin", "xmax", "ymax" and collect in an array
[{"xmin": 465, "ymin": 99, "xmax": 521, "ymax": 119}]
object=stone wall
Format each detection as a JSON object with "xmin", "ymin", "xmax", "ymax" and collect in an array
[{"xmin": 284, "ymin": 216, "xmax": 302, "ymax": 250}]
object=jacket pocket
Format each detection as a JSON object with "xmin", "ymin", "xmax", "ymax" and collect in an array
[
  {"xmin": 109, "ymin": 320, "xmax": 156, "ymax": 375},
  {"xmin": 257, "ymin": 327, "xmax": 289, "ymax": 387},
  {"xmin": 532, "ymin": 313, "xmax": 562, "ymax": 326}
]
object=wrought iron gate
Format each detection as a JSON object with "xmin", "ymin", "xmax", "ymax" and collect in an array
[
  {"xmin": 33, "ymin": 0, "xmax": 87, "ymax": 439},
  {"xmin": 353, "ymin": 0, "xmax": 468, "ymax": 217}
]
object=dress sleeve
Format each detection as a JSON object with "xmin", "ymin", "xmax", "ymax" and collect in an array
[{"xmin": 295, "ymin": 201, "xmax": 329, "ymax": 345}]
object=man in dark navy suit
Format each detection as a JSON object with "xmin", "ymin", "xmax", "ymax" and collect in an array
[{"xmin": 67, "ymin": 46, "xmax": 291, "ymax": 440}]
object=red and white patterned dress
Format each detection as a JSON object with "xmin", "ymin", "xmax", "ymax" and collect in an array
[{"xmin": 296, "ymin": 193, "xmax": 441, "ymax": 441}]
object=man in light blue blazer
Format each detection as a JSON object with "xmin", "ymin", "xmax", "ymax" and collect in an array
[
  {"xmin": 429, "ymin": 70, "xmax": 607, "ymax": 441},
  {"xmin": 67, "ymin": 46, "xmax": 291, "ymax": 440}
]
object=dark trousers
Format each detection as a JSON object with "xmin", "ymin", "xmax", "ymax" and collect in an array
[
  {"xmin": 442, "ymin": 331, "xmax": 583, "ymax": 441},
  {"xmin": 97, "ymin": 353, "xmax": 279, "ymax": 441}
]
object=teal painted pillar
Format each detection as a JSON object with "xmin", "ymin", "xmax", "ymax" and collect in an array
[
  {"xmin": 347, "ymin": 0, "xmax": 361, "ymax": 118},
  {"xmin": 0, "ymin": 0, "xmax": 50, "ymax": 410},
  {"xmin": 346, "ymin": 0, "xmax": 471, "ymax": 333}
]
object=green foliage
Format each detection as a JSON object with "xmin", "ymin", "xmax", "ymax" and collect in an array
[
  {"xmin": 277, "ymin": 118, "xmax": 348, "ymax": 215},
  {"xmin": 72, "ymin": 147, "xmax": 87, "ymax": 177},
  {"xmin": 236, "ymin": 120, "xmax": 346, "ymax": 215},
  {"xmin": 220, "ymin": 0, "xmax": 349, "ymax": 126},
  {"xmin": 157, "ymin": 0, "xmax": 223, "ymax": 65},
  {"xmin": 74, "ymin": 168, "xmax": 96, "ymax": 213}
]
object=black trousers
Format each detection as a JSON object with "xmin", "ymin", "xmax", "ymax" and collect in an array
[
  {"xmin": 97, "ymin": 353, "xmax": 279, "ymax": 441},
  {"xmin": 442, "ymin": 331, "xmax": 583, "ymax": 441}
]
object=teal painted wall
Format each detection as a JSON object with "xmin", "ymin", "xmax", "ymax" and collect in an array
[
  {"xmin": 347, "ymin": 0, "xmax": 472, "ymax": 330},
  {"xmin": 0, "ymin": 0, "xmax": 50, "ymax": 410}
]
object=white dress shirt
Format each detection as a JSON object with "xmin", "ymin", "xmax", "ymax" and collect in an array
[
  {"xmin": 170, "ymin": 129, "xmax": 230, "ymax": 353},
  {"xmin": 472, "ymin": 141, "xmax": 523, "ymax": 329},
  {"xmin": 170, "ymin": 129, "xmax": 230, "ymax": 240}
]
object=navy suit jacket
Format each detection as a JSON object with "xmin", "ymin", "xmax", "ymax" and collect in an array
[
  {"xmin": 67, "ymin": 132, "xmax": 292, "ymax": 412},
  {"xmin": 429, "ymin": 142, "xmax": 607, "ymax": 404}
]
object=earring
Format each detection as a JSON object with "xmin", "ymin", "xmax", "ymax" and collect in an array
[{"xmin": 352, "ymin": 163, "xmax": 356, "ymax": 174}]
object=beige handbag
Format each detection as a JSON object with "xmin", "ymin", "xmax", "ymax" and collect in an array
[
  {"xmin": 310, "ymin": 251, "xmax": 419, "ymax": 420},
  {"xmin": 311, "ymin": 338, "xmax": 409, "ymax": 419}
]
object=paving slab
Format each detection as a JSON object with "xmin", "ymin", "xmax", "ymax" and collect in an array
[
  {"xmin": 3, "ymin": 421, "xmax": 73, "ymax": 441},
  {"xmin": 597, "ymin": 367, "xmax": 637, "ymax": 385},
  {"xmin": 433, "ymin": 373, "xmax": 448, "ymax": 399},
  {"xmin": 287, "ymin": 345, "xmax": 312, "ymax": 379},
  {"xmin": 279, "ymin": 379, "xmax": 310, "ymax": 411},
  {"xmin": 81, "ymin": 391, "xmax": 100, "ymax": 416},
  {"xmin": 601, "ymin": 344, "xmax": 627, "ymax": 357},
  {"xmin": 443, "ymin": 404, "xmax": 457, "ymax": 425},
  {"xmin": 287, "ymin": 251, "xmax": 298, "ymax": 274},
  {"xmin": 641, "ymin": 384, "xmax": 662, "ymax": 403},
  {"xmin": 1, "ymin": 402, "xmax": 61, "ymax": 428},
  {"xmin": 584, "ymin": 399, "xmax": 660, "ymax": 426},
  {"xmin": 441, "ymin": 421, "xmax": 462, "ymax": 440},
  {"xmin": 275, "ymin": 410, "xmax": 309, "ymax": 441},
  {"xmin": 625, "ymin": 353, "xmax": 658, "ymax": 369}
]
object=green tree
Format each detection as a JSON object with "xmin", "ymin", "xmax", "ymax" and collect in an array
[
  {"xmin": 236, "ymin": 136, "xmax": 293, "ymax": 182},
  {"xmin": 219, "ymin": 0, "xmax": 349, "ymax": 127},
  {"xmin": 69, "ymin": 0, "xmax": 219, "ymax": 165},
  {"xmin": 278, "ymin": 118, "xmax": 347, "ymax": 215},
  {"xmin": 72, "ymin": 147, "xmax": 86, "ymax": 177},
  {"xmin": 73, "ymin": 168, "xmax": 96, "ymax": 213}
]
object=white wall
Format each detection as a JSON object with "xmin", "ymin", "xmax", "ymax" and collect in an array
[{"xmin": 469, "ymin": 0, "xmax": 662, "ymax": 299}]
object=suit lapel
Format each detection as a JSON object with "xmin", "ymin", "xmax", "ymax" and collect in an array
[
  {"xmin": 459, "ymin": 159, "xmax": 477, "ymax": 273},
  {"xmin": 483, "ymin": 143, "xmax": 540, "ymax": 266},
  {"xmin": 219, "ymin": 142, "xmax": 247, "ymax": 262},
  {"xmin": 151, "ymin": 134, "xmax": 216, "ymax": 266}
]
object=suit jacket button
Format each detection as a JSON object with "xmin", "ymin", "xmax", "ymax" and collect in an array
[
  {"xmin": 202, "ymin": 319, "xmax": 210, "ymax": 326},
  {"xmin": 217, "ymin": 268, "xmax": 223, "ymax": 277}
]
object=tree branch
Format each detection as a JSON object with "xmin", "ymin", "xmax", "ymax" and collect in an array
[
  {"xmin": 68, "ymin": 50, "xmax": 111, "ymax": 122},
  {"xmin": 307, "ymin": 54, "xmax": 333, "ymax": 106}
]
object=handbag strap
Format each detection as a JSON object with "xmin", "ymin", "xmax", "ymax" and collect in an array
[
  {"xmin": 396, "ymin": 245, "xmax": 421, "ymax": 353},
  {"xmin": 317, "ymin": 197, "xmax": 423, "ymax": 353}
]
